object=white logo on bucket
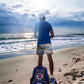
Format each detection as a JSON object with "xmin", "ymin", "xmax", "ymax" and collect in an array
[{"xmin": 36, "ymin": 73, "xmax": 43, "ymax": 80}]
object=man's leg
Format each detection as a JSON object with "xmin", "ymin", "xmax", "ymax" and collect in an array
[
  {"xmin": 38, "ymin": 55, "xmax": 43, "ymax": 66},
  {"xmin": 47, "ymin": 54, "xmax": 54, "ymax": 75}
]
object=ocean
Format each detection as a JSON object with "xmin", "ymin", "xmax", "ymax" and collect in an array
[{"xmin": 0, "ymin": 33, "xmax": 84, "ymax": 59}]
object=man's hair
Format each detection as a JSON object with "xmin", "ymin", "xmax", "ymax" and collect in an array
[{"xmin": 39, "ymin": 14, "xmax": 45, "ymax": 21}]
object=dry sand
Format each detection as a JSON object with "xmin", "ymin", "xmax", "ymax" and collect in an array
[{"xmin": 0, "ymin": 46, "xmax": 84, "ymax": 84}]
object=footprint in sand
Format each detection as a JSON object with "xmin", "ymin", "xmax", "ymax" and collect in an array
[
  {"xmin": 72, "ymin": 57, "xmax": 82, "ymax": 63},
  {"xmin": 78, "ymin": 82, "xmax": 84, "ymax": 84},
  {"xmin": 63, "ymin": 63, "xmax": 68, "ymax": 67},
  {"xmin": 0, "ymin": 80, "xmax": 13, "ymax": 84},
  {"xmin": 58, "ymin": 68, "xmax": 62, "ymax": 72}
]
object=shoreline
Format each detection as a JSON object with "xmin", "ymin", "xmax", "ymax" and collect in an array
[
  {"xmin": 0, "ymin": 46, "xmax": 84, "ymax": 84},
  {"xmin": 0, "ymin": 44, "xmax": 84, "ymax": 60}
]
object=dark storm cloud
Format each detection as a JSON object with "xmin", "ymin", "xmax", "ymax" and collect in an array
[
  {"xmin": 50, "ymin": 19, "xmax": 84, "ymax": 28},
  {"xmin": 47, "ymin": 11, "xmax": 84, "ymax": 28}
]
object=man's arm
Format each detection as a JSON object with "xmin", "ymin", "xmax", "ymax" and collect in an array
[
  {"xmin": 33, "ymin": 24, "xmax": 37, "ymax": 38},
  {"xmin": 50, "ymin": 30, "xmax": 54, "ymax": 38}
]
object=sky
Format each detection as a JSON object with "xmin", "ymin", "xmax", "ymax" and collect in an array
[{"xmin": 0, "ymin": 0, "xmax": 84, "ymax": 33}]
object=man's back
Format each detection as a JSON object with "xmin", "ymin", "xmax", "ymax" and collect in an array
[
  {"xmin": 35, "ymin": 21, "xmax": 53, "ymax": 45},
  {"xmin": 33, "ymin": 15, "xmax": 56, "ymax": 84}
]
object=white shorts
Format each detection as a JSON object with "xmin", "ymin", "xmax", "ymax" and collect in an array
[{"xmin": 36, "ymin": 44, "xmax": 53, "ymax": 55}]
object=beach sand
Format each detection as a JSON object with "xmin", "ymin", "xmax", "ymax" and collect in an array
[{"xmin": 0, "ymin": 46, "xmax": 84, "ymax": 84}]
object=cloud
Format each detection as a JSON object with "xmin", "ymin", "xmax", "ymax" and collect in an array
[
  {"xmin": 25, "ymin": 9, "xmax": 30, "ymax": 12},
  {"xmin": 12, "ymin": 5, "xmax": 23, "ymax": 8},
  {"xmin": 71, "ymin": 11, "xmax": 84, "ymax": 21},
  {"xmin": 35, "ymin": 10, "xmax": 50, "ymax": 16},
  {"xmin": 31, "ymin": 14, "xmax": 36, "ymax": 17},
  {"xmin": 47, "ymin": 12, "xmax": 84, "ymax": 28},
  {"xmin": 0, "ymin": 4, "xmax": 17, "ymax": 24},
  {"xmin": 0, "ymin": 3, "xmax": 6, "ymax": 8},
  {"xmin": 0, "ymin": 3, "xmax": 84, "ymax": 33},
  {"xmin": 0, "ymin": 3, "xmax": 38, "ymax": 33},
  {"xmin": 39, "ymin": 10, "xmax": 50, "ymax": 15}
]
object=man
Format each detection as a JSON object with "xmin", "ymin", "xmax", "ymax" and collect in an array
[{"xmin": 34, "ymin": 14, "xmax": 55, "ymax": 84}]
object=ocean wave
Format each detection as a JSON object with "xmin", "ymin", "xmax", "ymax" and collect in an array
[
  {"xmin": 0, "ymin": 33, "xmax": 84, "ymax": 54},
  {"xmin": 54, "ymin": 33, "xmax": 84, "ymax": 37},
  {"xmin": 0, "ymin": 39, "xmax": 37, "ymax": 45},
  {"xmin": 0, "ymin": 33, "xmax": 34, "ymax": 40}
]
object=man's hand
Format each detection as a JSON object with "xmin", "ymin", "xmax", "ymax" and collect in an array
[{"xmin": 50, "ymin": 30, "xmax": 54, "ymax": 38}]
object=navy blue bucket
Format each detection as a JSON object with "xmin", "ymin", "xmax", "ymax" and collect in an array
[{"xmin": 30, "ymin": 66, "xmax": 49, "ymax": 84}]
